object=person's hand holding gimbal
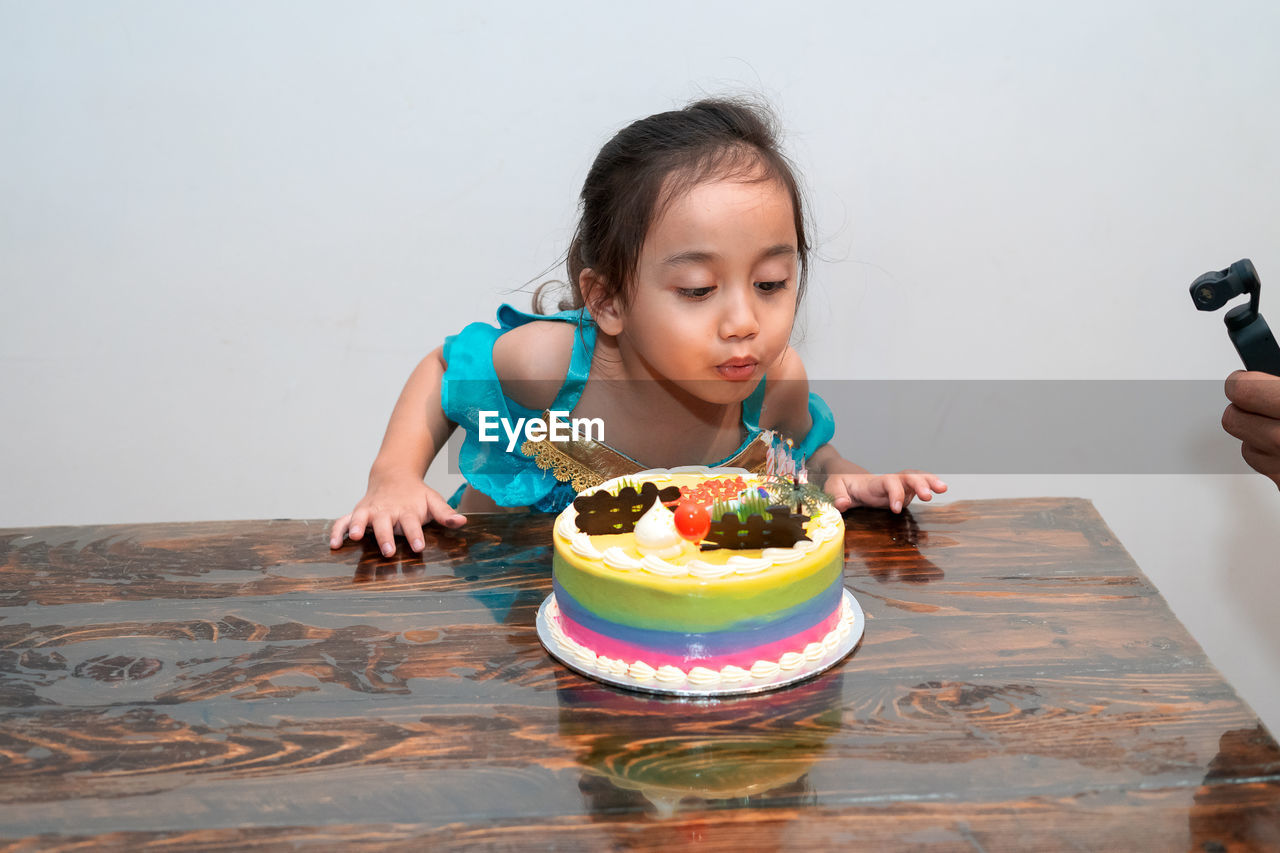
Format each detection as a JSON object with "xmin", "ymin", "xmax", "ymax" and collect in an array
[
  {"xmin": 1191, "ymin": 260, "xmax": 1280, "ymax": 488},
  {"xmin": 1223, "ymin": 370, "xmax": 1280, "ymax": 489}
]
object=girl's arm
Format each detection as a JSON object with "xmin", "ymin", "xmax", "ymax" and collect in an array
[
  {"xmin": 806, "ymin": 443, "xmax": 945, "ymax": 513},
  {"xmin": 765, "ymin": 349, "xmax": 947, "ymax": 513},
  {"xmin": 330, "ymin": 346, "xmax": 466, "ymax": 555},
  {"xmin": 331, "ymin": 321, "xmax": 573, "ymax": 554}
]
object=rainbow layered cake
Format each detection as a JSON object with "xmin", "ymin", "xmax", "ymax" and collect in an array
[{"xmin": 544, "ymin": 466, "xmax": 857, "ymax": 692}]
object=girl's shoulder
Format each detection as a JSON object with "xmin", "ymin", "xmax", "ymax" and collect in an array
[
  {"xmin": 761, "ymin": 346, "xmax": 812, "ymax": 434},
  {"xmin": 492, "ymin": 320, "xmax": 577, "ymax": 411}
]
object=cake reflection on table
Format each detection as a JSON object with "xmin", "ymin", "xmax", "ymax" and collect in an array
[{"xmin": 556, "ymin": 665, "xmax": 847, "ymax": 818}]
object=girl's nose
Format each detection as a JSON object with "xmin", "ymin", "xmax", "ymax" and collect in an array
[{"xmin": 719, "ymin": 288, "xmax": 760, "ymax": 340}]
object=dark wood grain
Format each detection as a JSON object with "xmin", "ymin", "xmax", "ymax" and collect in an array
[{"xmin": 1, "ymin": 499, "xmax": 1277, "ymax": 851}]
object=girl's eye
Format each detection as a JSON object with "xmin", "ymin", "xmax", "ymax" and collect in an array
[
  {"xmin": 677, "ymin": 287, "xmax": 715, "ymax": 299},
  {"xmin": 755, "ymin": 280, "xmax": 788, "ymax": 293}
]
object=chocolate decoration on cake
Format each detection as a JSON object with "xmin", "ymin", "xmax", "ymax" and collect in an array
[
  {"xmin": 700, "ymin": 506, "xmax": 811, "ymax": 550},
  {"xmin": 573, "ymin": 482, "xmax": 682, "ymax": 535}
]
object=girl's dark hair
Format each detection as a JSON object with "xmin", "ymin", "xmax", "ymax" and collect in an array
[{"xmin": 540, "ymin": 97, "xmax": 809, "ymax": 314}]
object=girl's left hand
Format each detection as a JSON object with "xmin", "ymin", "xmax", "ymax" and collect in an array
[{"xmin": 824, "ymin": 471, "xmax": 948, "ymax": 513}]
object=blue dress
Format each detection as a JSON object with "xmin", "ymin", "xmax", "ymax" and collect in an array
[{"xmin": 441, "ymin": 304, "xmax": 835, "ymax": 512}]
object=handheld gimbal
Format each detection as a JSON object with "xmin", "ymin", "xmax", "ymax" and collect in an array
[{"xmin": 1189, "ymin": 258, "xmax": 1280, "ymax": 375}]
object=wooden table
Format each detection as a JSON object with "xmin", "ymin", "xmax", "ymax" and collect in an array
[{"xmin": 1, "ymin": 499, "xmax": 1277, "ymax": 851}]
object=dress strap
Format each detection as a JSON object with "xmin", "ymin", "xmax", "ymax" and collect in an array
[
  {"xmin": 495, "ymin": 303, "xmax": 596, "ymax": 413},
  {"xmin": 741, "ymin": 377, "xmax": 767, "ymax": 433},
  {"xmin": 551, "ymin": 313, "xmax": 595, "ymax": 412},
  {"xmin": 796, "ymin": 392, "xmax": 835, "ymax": 458},
  {"xmin": 720, "ymin": 432, "xmax": 770, "ymax": 472}
]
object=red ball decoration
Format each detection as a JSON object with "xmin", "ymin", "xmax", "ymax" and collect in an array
[{"xmin": 673, "ymin": 502, "xmax": 711, "ymax": 542}]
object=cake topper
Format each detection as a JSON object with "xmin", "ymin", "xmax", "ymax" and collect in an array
[
  {"xmin": 634, "ymin": 500, "xmax": 686, "ymax": 558},
  {"xmin": 760, "ymin": 429, "xmax": 834, "ymax": 515},
  {"xmin": 677, "ymin": 475, "xmax": 748, "ymax": 507},
  {"xmin": 763, "ymin": 430, "xmax": 807, "ymax": 484},
  {"xmin": 672, "ymin": 501, "xmax": 711, "ymax": 542}
]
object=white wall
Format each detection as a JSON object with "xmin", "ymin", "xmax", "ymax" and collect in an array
[{"xmin": 2, "ymin": 2, "xmax": 1277, "ymax": 730}]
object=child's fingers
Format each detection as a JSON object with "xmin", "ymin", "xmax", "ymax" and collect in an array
[
  {"xmin": 329, "ymin": 514, "xmax": 352, "ymax": 549},
  {"xmin": 931, "ymin": 476, "xmax": 949, "ymax": 494},
  {"xmin": 425, "ymin": 491, "xmax": 467, "ymax": 531},
  {"xmin": 398, "ymin": 509, "xmax": 427, "ymax": 552},
  {"xmin": 904, "ymin": 472, "xmax": 935, "ymax": 502},
  {"xmin": 886, "ymin": 477, "xmax": 906, "ymax": 513},
  {"xmin": 828, "ymin": 478, "xmax": 854, "ymax": 512},
  {"xmin": 347, "ymin": 507, "xmax": 370, "ymax": 542},
  {"xmin": 370, "ymin": 515, "xmax": 398, "ymax": 558}
]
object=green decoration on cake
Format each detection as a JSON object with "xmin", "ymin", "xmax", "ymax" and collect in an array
[
  {"xmin": 762, "ymin": 476, "xmax": 835, "ymax": 515},
  {"xmin": 610, "ymin": 477, "xmax": 638, "ymax": 496}
]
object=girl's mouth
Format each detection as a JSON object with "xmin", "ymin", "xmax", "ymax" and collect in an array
[{"xmin": 716, "ymin": 358, "xmax": 758, "ymax": 381}]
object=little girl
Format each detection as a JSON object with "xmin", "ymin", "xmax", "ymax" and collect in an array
[{"xmin": 332, "ymin": 98, "xmax": 946, "ymax": 557}]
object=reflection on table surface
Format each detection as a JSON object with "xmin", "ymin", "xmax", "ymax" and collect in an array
[
  {"xmin": 558, "ymin": 668, "xmax": 846, "ymax": 820},
  {"xmin": 1, "ymin": 499, "xmax": 1277, "ymax": 850}
]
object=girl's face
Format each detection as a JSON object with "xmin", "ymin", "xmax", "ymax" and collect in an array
[{"xmin": 604, "ymin": 173, "xmax": 800, "ymax": 406}]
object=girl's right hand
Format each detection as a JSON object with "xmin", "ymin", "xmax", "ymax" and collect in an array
[{"xmin": 329, "ymin": 477, "xmax": 467, "ymax": 556}]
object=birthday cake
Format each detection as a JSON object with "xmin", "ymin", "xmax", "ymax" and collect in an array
[{"xmin": 543, "ymin": 465, "xmax": 858, "ymax": 693}]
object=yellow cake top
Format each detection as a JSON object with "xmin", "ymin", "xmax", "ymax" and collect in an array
[{"xmin": 554, "ymin": 466, "xmax": 843, "ymax": 581}]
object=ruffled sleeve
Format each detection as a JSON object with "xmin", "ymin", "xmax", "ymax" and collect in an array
[
  {"xmin": 442, "ymin": 308, "xmax": 547, "ymax": 504},
  {"xmin": 440, "ymin": 305, "xmax": 592, "ymax": 510}
]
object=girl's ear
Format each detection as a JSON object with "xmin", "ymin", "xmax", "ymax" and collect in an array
[{"xmin": 580, "ymin": 269, "xmax": 623, "ymax": 336}]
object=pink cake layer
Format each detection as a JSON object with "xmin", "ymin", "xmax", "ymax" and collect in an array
[{"xmin": 556, "ymin": 603, "xmax": 842, "ymax": 671}]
